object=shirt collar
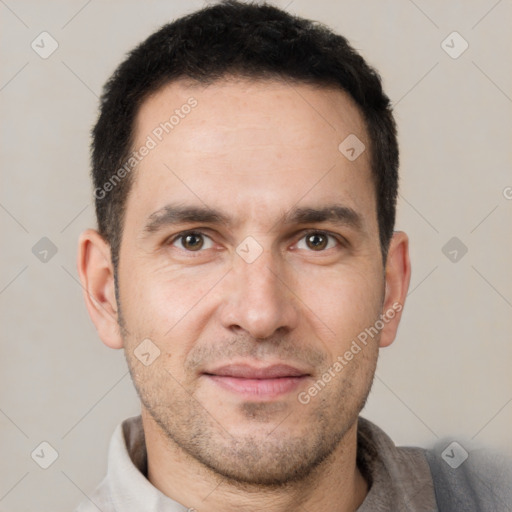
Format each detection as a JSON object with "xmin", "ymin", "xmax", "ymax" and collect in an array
[
  {"xmin": 108, "ymin": 415, "xmax": 189, "ymax": 511},
  {"xmin": 106, "ymin": 414, "xmax": 435, "ymax": 511}
]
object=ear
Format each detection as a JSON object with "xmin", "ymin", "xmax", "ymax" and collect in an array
[
  {"xmin": 77, "ymin": 229, "xmax": 124, "ymax": 349},
  {"xmin": 379, "ymin": 231, "xmax": 411, "ymax": 348}
]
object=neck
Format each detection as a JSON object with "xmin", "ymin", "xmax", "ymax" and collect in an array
[{"xmin": 141, "ymin": 408, "xmax": 368, "ymax": 512}]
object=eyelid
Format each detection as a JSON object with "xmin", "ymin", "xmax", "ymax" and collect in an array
[
  {"xmin": 165, "ymin": 228, "xmax": 346, "ymax": 252},
  {"xmin": 167, "ymin": 229, "xmax": 215, "ymax": 250},
  {"xmin": 294, "ymin": 229, "xmax": 344, "ymax": 250}
]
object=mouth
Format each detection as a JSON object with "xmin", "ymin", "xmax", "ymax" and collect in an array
[{"xmin": 202, "ymin": 363, "xmax": 311, "ymax": 400}]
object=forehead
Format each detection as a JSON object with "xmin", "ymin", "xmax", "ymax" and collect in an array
[
  {"xmin": 125, "ymin": 78, "xmax": 376, "ymax": 234},
  {"xmin": 134, "ymin": 77, "xmax": 368, "ymax": 158}
]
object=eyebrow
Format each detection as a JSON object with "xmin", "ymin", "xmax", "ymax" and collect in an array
[
  {"xmin": 285, "ymin": 205, "xmax": 362, "ymax": 230},
  {"xmin": 143, "ymin": 205, "xmax": 230, "ymax": 234},
  {"xmin": 142, "ymin": 203, "xmax": 363, "ymax": 235}
]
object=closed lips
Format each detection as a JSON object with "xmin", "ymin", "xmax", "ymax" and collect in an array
[{"xmin": 204, "ymin": 364, "xmax": 309, "ymax": 379}]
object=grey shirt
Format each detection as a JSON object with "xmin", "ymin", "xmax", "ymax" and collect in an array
[{"xmin": 74, "ymin": 415, "xmax": 511, "ymax": 511}]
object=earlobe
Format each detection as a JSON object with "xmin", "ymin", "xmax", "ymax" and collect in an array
[
  {"xmin": 379, "ymin": 231, "xmax": 411, "ymax": 348},
  {"xmin": 77, "ymin": 229, "xmax": 124, "ymax": 349}
]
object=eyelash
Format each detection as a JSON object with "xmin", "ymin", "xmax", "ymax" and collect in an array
[
  {"xmin": 167, "ymin": 229, "xmax": 344, "ymax": 253},
  {"xmin": 298, "ymin": 230, "xmax": 344, "ymax": 251}
]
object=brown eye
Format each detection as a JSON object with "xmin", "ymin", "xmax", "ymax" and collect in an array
[
  {"xmin": 306, "ymin": 233, "xmax": 328, "ymax": 251},
  {"xmin": 296, "ymin": 231, "xmax": 339, "ymax": 252},
  {"xmin": 182, "ymin": 233, "xmax": 204, "ymax": 250},
  {"xmin": 171, "ymin": 232, "xmax": 213, "ymax": 251}
]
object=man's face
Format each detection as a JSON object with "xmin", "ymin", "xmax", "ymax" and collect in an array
[{"xmin": 117, "ymin": 79, "xmax": 386, "ymax": 484}]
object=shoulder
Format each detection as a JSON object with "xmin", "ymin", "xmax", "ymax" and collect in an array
[
  {"xmin": 357, "ymin": 417, "xmax": 512, "ymax": 511},
  {"xmin": 73, "ymin": 415, "xmax": 144, "ymax": 512},
  {"xmin": 73, "ymin": 476, "xmax": 114, "ymax": 512},
  {"xmin": 425, "ymin": 440, "xmax": 512, "ymax": 511}
]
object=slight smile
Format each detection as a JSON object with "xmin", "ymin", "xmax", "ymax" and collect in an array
[{"xmin": 203, "ymin": 363, "xmax": 312, "ymax": 400}]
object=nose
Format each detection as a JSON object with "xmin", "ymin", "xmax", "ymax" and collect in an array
[{"xmin": 219, "ymin": 247, "xmax": 300, "ymax": 340}]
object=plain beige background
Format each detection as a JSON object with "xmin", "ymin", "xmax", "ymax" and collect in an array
[{"xmin": 1, "ymin": 1, "xmax": 511, "ymax": 510}]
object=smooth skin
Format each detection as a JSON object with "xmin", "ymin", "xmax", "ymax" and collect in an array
[{"xmin": 78, "ymin": 78, "xmax": 411, "ymax": 512}]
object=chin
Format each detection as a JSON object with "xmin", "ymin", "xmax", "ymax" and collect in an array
[{"xmin": 183, "ymin": 425, "xmax": 344, "ymax": 487}]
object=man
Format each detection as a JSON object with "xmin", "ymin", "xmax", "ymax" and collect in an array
[{"xmin": 76, "ymin": 1, "xmax": 511, "ymax": 510}]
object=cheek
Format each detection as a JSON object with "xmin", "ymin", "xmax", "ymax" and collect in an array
[
  {"xmin": 297, "ymin": 263, "xmax": 384, "ymax": 347},
  {"xmin": 119, "ymin": 264, "xmax": 220, "ymax": 347}
]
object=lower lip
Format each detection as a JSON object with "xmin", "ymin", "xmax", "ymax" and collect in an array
[{"xmin": 205, "ymin": 375, "xmax": 308, "ymax": 399}]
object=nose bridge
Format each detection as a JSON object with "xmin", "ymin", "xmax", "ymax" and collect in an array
[
  {"xmin": 239, "ymin": 248, "xmax": 281, "ymax": 298},
  {"xmin": 221, "ymin": 243, "xmax": 298, "ymax": 339}
]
